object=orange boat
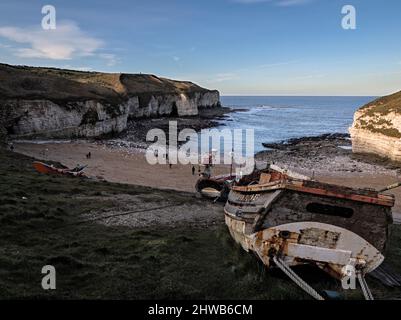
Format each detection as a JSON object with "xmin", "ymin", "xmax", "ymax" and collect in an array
[{"xmin": 33, "ymin": 161, "xmax": 87, "ymax": 177}]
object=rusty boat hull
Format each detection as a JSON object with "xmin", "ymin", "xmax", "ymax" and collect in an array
[{"xmin": 223, "ymin": 165, "xmax": 394, "ymax": 281}]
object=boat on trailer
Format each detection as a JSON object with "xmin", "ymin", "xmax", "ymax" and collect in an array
[{"xmin": 203, "ymin": 164, "xmax": 395, "ymax": 299}]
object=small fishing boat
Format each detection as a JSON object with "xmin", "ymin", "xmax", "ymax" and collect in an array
[
  {"xmin": 33, "ymin": 161, "xmax": 87, "ymax": 177},
  {"xmin": 199, "ymin": 164, "xmax": 396, "ymax": 299},
  {"xmin": 195, "ymin": 173, "xmax": 234, "ymax": 200}
]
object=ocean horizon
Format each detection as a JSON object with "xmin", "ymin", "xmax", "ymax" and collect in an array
[{"xmin": 217, "ymin": 95, "xmax": 376, "ymax": 153}]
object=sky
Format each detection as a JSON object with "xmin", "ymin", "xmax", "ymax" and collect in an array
[{"xmin": 0, "ymin": 0, "xmax": 400, "ymax": 96}]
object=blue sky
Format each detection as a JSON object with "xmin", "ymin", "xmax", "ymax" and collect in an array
[{"xmin": 0, "ymin": 0, "xmax": 400, "ymax": 95}]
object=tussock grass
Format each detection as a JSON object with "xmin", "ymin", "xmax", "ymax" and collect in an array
[{"xmin": 1, "ymin": 148, "xmax": 400, "ymax": 299}]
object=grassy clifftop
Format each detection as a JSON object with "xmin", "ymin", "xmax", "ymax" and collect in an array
[
  {"xmin": 353, "ymin": 90, "xmax": 401, "ymax": 138},
  {"xmin": 361, "ymin": 90, "xmax": 401, "ymax": 115},
  {"xmin": 0, "ymin": 63, "xmax": 215, "ymax": 104}
]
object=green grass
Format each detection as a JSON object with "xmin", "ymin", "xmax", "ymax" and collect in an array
[
  {"xmin": 361, "ymin": 124, "xmax": 401, "ymax": 138},
  {"xmin": 361, "ymin": 90, "xmax": 401, "ymax": 115},
  {"xmin": 1, "ymin": 147, "xmax": 401, "ymax": 299},
  {"xmin": 355, "ymin": 91, "xmax": 401, "ymax": 138}
]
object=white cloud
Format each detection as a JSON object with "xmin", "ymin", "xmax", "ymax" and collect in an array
[
  {"xmin": 62, "ymin": 65, "xmax": 93, "ymax": 72},
  {"xmin": 256, "ymin": 60, "xmax": 298, "ymax": 69},
  {"xmin": 233, "ymin": 60, "xmax": 298, "ymax": 73},
  {"xmin": 173, "ymin": 56, "xmax": 180, "ymax": 62},
  {"xmin": 0, "ymin": 21, "xmax": 103, "ymax": 60},
  {"xmin": 99, "ymin": 53, "xmax": 119, "ymax": 66},
  {"xmin": 209, "ymin": 73, "xmax": 240, "ymax": 83},
  {"xmin": 0, "ymin": 43, "xmax": 11, "ymax": 49},
  {"xmin": 291, "ymin": 73, "xmax": 326, "ymax": 80}
]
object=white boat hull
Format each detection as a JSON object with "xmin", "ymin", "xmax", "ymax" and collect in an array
[{"xmin": 225, "ymin": 214, "xmax": 384, "ymax": 280}]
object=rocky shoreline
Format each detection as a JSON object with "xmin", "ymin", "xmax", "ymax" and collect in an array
[
  {"xmin": 256, "ymin": 133, "xmax": 401, "ymax": 177},
  {"xmin": 95, "ymin": 105, "xmax": 233, "ymax": 149}
]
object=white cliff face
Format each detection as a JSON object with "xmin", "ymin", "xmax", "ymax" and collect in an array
[
  {"xmin": 125, "ymin": 91, "xmax": 220, "ymax": 118},
  {"xmin": 350, "ymin": 98, "xmax": 401, "ymax": 161},
  {"xmin": 350, "ymin": 127, "xmax": 401, "ymax": 161},
  {"xmin": 4, "ymin": 100, "xmax": 128, "ymax": 139},
  {"xmin": 0, "ymin": 90, "xmax": 220, "ymax": 139},
  {"xmin": 196, "ymin": 91, "xmax": 220, "ymax": 108}
]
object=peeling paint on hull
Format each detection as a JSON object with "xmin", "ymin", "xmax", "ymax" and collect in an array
[
  {"xmin": 222, "ymin": 166, "xmax": 393, "ymax": 280},
  {"xmin": 225, "ymin": 214, "xmax": 384, "ymax": 280}
]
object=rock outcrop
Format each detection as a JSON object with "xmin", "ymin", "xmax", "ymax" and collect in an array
[
  {"xmin": 124, "ymin": 91, "xmax": 220, "ymax": 118},
  {"xmin": 1, "ymin": 100, "xmax": 129, "ymax": 139},
  {"xmin": 350, "ymin": 90, "xmax": 401, "ymax": 161},
  {"xmin": 0, "ymin": 64, "xmax": 220, "ymax": 139}
]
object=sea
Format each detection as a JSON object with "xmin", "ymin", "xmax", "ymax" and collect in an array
[
  {"xmin": 14, "ymin": 96, "xmax": 376, "ymax": 159},
  {"xmin": 212, "ymin": 96, "xmax": 376, "ymax": 154}
]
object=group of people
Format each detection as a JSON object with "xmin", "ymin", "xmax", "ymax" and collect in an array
[{"xmin": 152, "ymin": 149, "xmax": 213, "ymax": 177}]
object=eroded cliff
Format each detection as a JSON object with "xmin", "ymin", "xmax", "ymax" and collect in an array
[
  {"xmin": 0, "ymin": 64, "xmax": 220, "ymax": 139},
  {"xmin": 350, "ymin": 90, "xmax": 401, "ymax": 161}
]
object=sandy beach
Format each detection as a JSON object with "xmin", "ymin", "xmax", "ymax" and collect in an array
[
  {"xmin": 13, "ymin": 141, "xmax": 231, "ymax": 193},
  {"xmin": 11, "ymin": 134, "xmax": 401, "ymax": 226},
  {"xmin": 13, "ymin": 136, "xmax": 401, "ymax": 219}
]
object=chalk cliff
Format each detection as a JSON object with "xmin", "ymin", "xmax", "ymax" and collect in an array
[
  {"xmin": 350, "ymin": 90, "xmax": 401, "ymax": 161},
  {"xmin": 0, "ymin": 64, "xmax": 220, "ymax": 139}
]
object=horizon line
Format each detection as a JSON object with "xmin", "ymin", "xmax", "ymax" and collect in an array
[{"xmin": 220, "ymin": 94, "xmax": 378, "ymax": 97}]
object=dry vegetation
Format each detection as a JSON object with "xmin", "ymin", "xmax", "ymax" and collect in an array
[
  {"xmin": 361, "ymin": 90, "xmax": 401, "ymax": 115},
  {"xmin": 0, "ymin": 63, "xmax": 214, "ymax": 105},
  {"xmin": 355, "ymin": 90, "xmax": 401, "ymax": 138},
  {"xmin": 1, "ymin": 147, "xmax": 401, "ymax": 299}
]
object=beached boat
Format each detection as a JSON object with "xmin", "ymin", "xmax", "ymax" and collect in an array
[
  {"xmin": 195, "ymin": 173, "xmax": 234, "ymax": 200},
  {"xmin": 219, "ymin": 165, "xmax": 395, "ymax": 298},
  {"xmin": 33, "ymin": 161, "xmax": 87, "ymax": 177}
]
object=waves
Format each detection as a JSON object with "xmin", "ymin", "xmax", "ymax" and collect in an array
[{"xmin": 219, "ymin": 96, "xmax": 375, "ymax": 152}]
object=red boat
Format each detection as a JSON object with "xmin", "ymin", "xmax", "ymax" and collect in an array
[{"xmin": 33, "ymin": 161, "xmax": 87, "ymax": 177}]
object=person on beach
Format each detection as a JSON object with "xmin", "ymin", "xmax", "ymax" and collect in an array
[
  {"xmin": 192, "ymin": 166, "xmax": 195, "ymax": 175},
  {"xmin": 204, "ymin": 164, "xmax": 211, "ymax": 178},
  {"xmin": 9, "ymin": 142, "xmax": 14, "ymax": 151}
]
